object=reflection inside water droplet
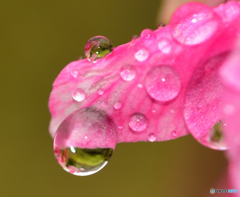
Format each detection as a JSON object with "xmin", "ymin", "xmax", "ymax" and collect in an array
[
  {"xmin": 198, "ymin": 121, "xmax": 228, "ymax": 150},
  {"xmin": 84, "ymin": 36, "xmax": 114, "ymax": 62},
  {"xmin": 54, "ymin": 147, "xmax": 113, "ymax": 176},
  {"xmin": 129, "ymin": 113, "xmax": 148, "ymax": 132},
  {"xmin": 72, "ymin": 88, "xmax": 86, "ymax": 102}
]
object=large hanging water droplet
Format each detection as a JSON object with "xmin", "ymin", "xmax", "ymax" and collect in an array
[
  {"xmin": 172, "ymin": 10, "xmax": 219, "ymax": 45},
  {"xmin": 140, "ymin": 29, "xmax": 154, "ymax": 41},
  {"xmin": 145, "ymin": 65, "xmax": 181, "ymax": 102},
  {"xmin": 72, "ymin": 88, "xmax": 86, "ymax": 102},
  {"xmin": 129, "ymin": 113, "xmax": 148, "ymax": 132},
  {"xmin": 120, "ymin": 66, "xmax": 136, "ymax": 81},
  {"xmin": 84, "ymin": 36, "xmax": 114, "ymax": 62},
  {"xmin": 197, "ymin": 121, "xmax": 228, "ymax": 150},
  {"xmin": 53, "ymin": 107, "xmax": 117, "ymax": 176}
]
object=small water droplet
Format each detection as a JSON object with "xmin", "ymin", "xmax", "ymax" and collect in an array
[
  {"xmin": 157, "ymin": 23, "xmax": 165, "ymax": 28},
  {"xmin": 140, "ymin": 29, "xmax": 153, "ymax": 40},
  {"xmin": 84, "ymin": 36, "xmax": 114, "ymax": 62},
  {"xmin": 170, "ymin": 109, "xmax": 174, "ymax": 114},
  {"xmin": 137, "ymin": 84, "xmax": 143, "ymax": 88},
  {"xmin": 148, "ymin": 133, "xmax": 156, "ymax": 142},
  {"xmin": 171, "ymin": 131, "xmax": 177, "ymax": 137},
  {"xmin": 114, "ymin": 101, "xmax": 122, "ymax": 110},
  {"xmin": 53, "ymin": 108, "xmax": 117, "ymax": 176},
  {"xmin": 158, "ymin": 38, "xmax": 172, "ymax": 54},
  {"xmin": 134, "ymin": 49, "xmax": 149, "ymax": 62},
  {"xmin": 145, "ymin": 65, "xmax": 181, "ymax": 102},
  {"xmin": 97, "ymin": 89, "xmax": 104, "ymax": 95},
  {"xmin": 118, "ymin": 125, "xmax": 123, "ymax": 130},
  {"xmin": 71, "ymin": 70, "xmax": 79, "ymax": 78},
  {"xmin": 129, "ymin": 113, "xmax": 148, "ymax": 132},
  {"xmin": 72, "ymin": 88, "xmax": 86, "ymax": 102},
  {"xmin": 131, "ymin": 35, "xmax": 138, "ymax": 41},
  {"xmin": 120, "ymin": 66, "xmax": 136, "ymax": 81},
  {"xmin": 152, "ymin": 109, "xmax": 156, "ymax": 113},
  {"xmin": 198, "ymin": 121, "xmax": 228, "ymax": 150},
  {"xmin": 78, "ymin": 56, "xmax": 83, "ymax": 60}
]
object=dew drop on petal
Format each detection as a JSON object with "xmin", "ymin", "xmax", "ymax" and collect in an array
[
  {"xmin": 157, "ymin": 22, "xmax": 165, "ymax": 28},
  {"xmin": 131, "ymin": 35, "xmax": 138, "ymax": 41},
  {"xmin": 171, "ymin": 131, "xmax": 177, "ymax": 137},
  {"xmin": 172, "ymin": 11, "xmax": 219, "ymax": 45},
  {"xmin": 97, "ymin": 89, "xmax": 104, "ymax": 95},
  {"xmin": 53, "ymin": 108, "xmax": 117, "ymax": 176},
  {"xmin": 145, "ymin": 65, "xmax": 181, "ymax": 102},
  {"xmin": 71, "ymin": 70, "xmax": 79, "ymax": 78},
  {"xmin": 148, "ymin": 133, "xmax": 156, "ymax": 142},
  {"xmin": 134, "ymin": 49, "xmax": 149, "ymax": 62},
  {"xmin": 72, "ymin": 88, "xmax": 86, "ymax": 102},
  {"xmin": 120, "ymin": 66, "xmax": 136, "ymax": 81},
  {"xmin": 138, "ymin": 84, "xmax": 143, "ymax": 88},
  {"xmin": 113, "ymin": 101, "xmax": 122, "ymax": 110},
  {"xmin": 129, "ymin": 113, "xmax": 148, "ymax": 132},
  {"xmin": 84, "ymin": 36, "xmax": 114, "ymax": 62},
  {"xmin": 197, "ymin": 121, "xmax": 228, "ymax": 150},
  {"xmin": 158, "ymin": 38, "xmax": 172, "ymax": 54},
  {"xmin": 140, "ymin": 29, "xmax": 153, "ymax": 40}
]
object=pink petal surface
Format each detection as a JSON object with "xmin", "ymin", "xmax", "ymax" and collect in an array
[
  {"xmin": 49, "ymin": 2, "xmax": 240, "ymax": 150},
  {"xmin": 221, "ymin": 37, "xmax": 240, "ymax": 191}
]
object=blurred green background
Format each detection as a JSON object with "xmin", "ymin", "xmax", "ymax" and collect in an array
[{"xmin": 0, "ymin": 0, "xmax": 227, "ymax": 197}]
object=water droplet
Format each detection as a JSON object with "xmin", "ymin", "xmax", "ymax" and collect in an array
[
  {"xmin": 158, "ymin": 38, "xmax": 172, "ymax": 54},
  {"xmin": 137, "ymin": 84, "xmax": 143, "ymax": 88},
  {"xmin": 120, "ymin": 66, "xmax": 136, "ymax": 81},
  {"xmin": 53, "ymin": 107, "xmax": 117, "ymax": 176},
  {"xmin": 129, "ymin": 113, "xmax": 148, "ymax": 132},
  {"xmin": 148, "ymin": 133, "xmax": 156, "ymax": 142},
  {"xmin": 78, "ymin": 56, "xmax": 83, "ymax": 60},
  {"xmin": 131, "ymin": 35, "xmax": 138, "ymax": 41},
  {"xmin": 172, "ymin": 11, "xmax": 219, "ymax": 45},
  {"xmin": 145, "ymin": 66, "xmax": 181, "ymax": 102},
  {"xmin": 84, "ymin": 36, "xmax": 114, "ymax": 62},
  {"xmin": 114, "ymin": 101, "xmax": 122, "ymax": 110},
  {"xmin": 152, "ymin": 109, "xmax": 156, "ymax": 113},
  {"xmin": 171, "ymin": 131, "xmax": 177, "ymax": 137},
  {"xmin": 157, "ymin": 23, "xmax": 165, "ymax": 28},
  {"xmin": 72, "ymin": 88, "xmax": 86, "ymax": 102},
  {"xmin": 118, "ymin": 125, "xmax": 123, "ymax": 129},
  {"xmin": 71, "ymin": 70, "xmax": 79, "ymax": 78},
  {"xmin": 134, "ymin": 49, "xmax": 149, "ymax": 62},
  {"xmin": 54, "ymin": 147, "xmax": 113, "ymax": 176},
  {"xmin": 198, "ymin": 121, "xmax": 228, "ymax": 150},
  {"xmin": 140, "ymin": 29, "xmax": 153, "ymax": 40},
  {"xmin": 97, "ymin": 89, "xmax": 104, "ymax": 95},
  {"xmin": 170, "ymin": 109, "xmax": 175, "ymax": 113}
]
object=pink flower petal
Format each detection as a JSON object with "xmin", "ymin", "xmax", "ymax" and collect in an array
[{"xmin": 49, "ymin": 2, "xmax": 240, "ymax": 151}]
